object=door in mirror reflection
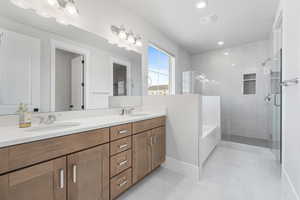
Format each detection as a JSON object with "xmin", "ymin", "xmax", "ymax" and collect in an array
[
  {"xmin": 113, "ymin": 63, "xmax": 128, "ymax": 96},
  {"xmin": 55, "ymin": 49, "xmax": 84, "ymax": 112}
]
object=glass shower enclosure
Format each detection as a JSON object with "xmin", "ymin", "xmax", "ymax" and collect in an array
[{"xmin": 270, "ymin": 49, "xmax": 282, "ymax": 163}]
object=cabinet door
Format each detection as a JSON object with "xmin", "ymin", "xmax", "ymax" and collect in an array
[
  {"xmin": 0, "ymin": 157, "xmax": 66, "ymax": 200},
  {"xmin": 67, "ymin": 144, "xmax": 109, "ymax": 200},
  {"xmin": 151, "ymin": 127, "xmax": 166, "ymax": 169},
  {"xmin": 132, "ymin": 131, "xmax": 152, "ymax": 183}
]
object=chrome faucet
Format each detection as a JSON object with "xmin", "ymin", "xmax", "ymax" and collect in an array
[
  {"xmin": 120, "ymin": 107, "xmax": 135, "ymax": 116},
  {"xmin": 45, "ymin": 114, "xmax": 57, "ymax": 124}
]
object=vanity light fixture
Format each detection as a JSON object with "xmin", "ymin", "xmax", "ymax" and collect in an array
[
  {"xmin": 64, "ymin": 0, "xmax": 79, "ymax": 16},
  {"xmin": 135, "ymin": 36, "xmax": 143, "ymax": 47},
  {"xmin": 47, "ymin": 0, "xmax": 79, "ymax": 16},
  {"xmin": 111, "ymin": 25, "xmax": 143, "ymax": 47},
  {"xmin": 118, "ymin": 26, "xmax": 127, "ymax": 39},
  {"xmin": 127, "ymin": 32, "xmax": 136, "ymax": 44}
]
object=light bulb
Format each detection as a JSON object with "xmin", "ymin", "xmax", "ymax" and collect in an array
[
  {"xmin": 127, "ymin": 34, "xmax": 135, "ymax": 44},
  {"xmin": 224, "ymin": 52, "xmax": 229, "ymax": 56},
  {"xmin": 136, "ymin": 38, "xmax": 143, "ymax": 47},
  {"xmin": 118, "ymin": 29, "xmax": 127, "ymax": 39},
  {"xmin": 47, "ymin": 0, "xmax": 58, "ymax": 7},
  {"xmin": 218, "ymin": 41, "xmax": 224, "ymax": 46},
  {"xmin": 196, "ymin": 1, "xmax": 207, "ymax": 9},
  {"xmin": 65, "ymin": 2, "xmax": 79, "ymax": 16}
]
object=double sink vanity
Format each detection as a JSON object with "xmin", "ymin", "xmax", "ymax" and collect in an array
[{"xmin": 0, "ymin": 113, "xmax": 166, "ymax": 200}]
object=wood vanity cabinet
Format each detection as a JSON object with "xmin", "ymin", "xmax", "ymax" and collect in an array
[
  {"xmin": 0, "ymin": 157, "xmax": 67, "ymax": 200},
  {"xmin": 132, "ymin": 118, "xmax": 166, "ymax": 184},
  {"xmin": 67, "ymin": 144, "xmax": 109, "ymax": 200},
  {"xmin": 132, "ymin": 131, "xmax": 152, "ymax": 183},
  {"xmin": 0, "ymin": 116, "xmax": 166, "ymax": 200}
]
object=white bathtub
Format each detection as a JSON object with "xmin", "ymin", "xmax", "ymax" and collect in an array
[{"xmin": 199, "ymin": 96, "xmax": 221, "ymax": 179}]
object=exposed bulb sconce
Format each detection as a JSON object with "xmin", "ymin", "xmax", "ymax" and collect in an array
[
  {"xmin": 111, "ymin": 25, "xmax": 143, "ymax": 47},
  {"xmin": 10, "ymin": 0, "xmax": 80, "ymax": 26},
  {"xmin": 118, "ymin": 26, "xmax": 127, "ymax": 39},
  {"xmin": 48, "ymin": 0, "xmax": 79, "ymax": 16},
  {"xmin": 196, "ymin": 1, "xmax": 207, "ymax": 9}
]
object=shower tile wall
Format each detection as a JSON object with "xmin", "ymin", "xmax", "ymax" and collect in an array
[{"xmin": 191, "ymin": 40, "xmax": 272, "ymax": 141}]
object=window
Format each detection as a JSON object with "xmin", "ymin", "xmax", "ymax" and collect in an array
[
  {"xmin": 147, "ymin": 45, "xmax": 175, "ymax": 95},
  {"xmin": 243, "ymin": 73, "xmax": 256, "ymax": 95}
]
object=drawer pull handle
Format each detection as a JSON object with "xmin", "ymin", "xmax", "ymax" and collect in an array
[
  {"xmin": 119, "ymin": 144, "xmax": 128, "ymax": 149},
  {"xmin": 73, "ymin": 165, "xmax": 77, "ymax": 183},
  {"xmin": 59, "ymin": 169, "xmax": 64, "ymax": 189},
  {"xmin": 118, "ymin": 180, "xmax": 128, "ymax": 187},
  {"xmin": 119, "ymin": 160, "xmax": 128, "ymax": 166},
  {"xmin": 119, "ymin": 130, "xmax": 128, "ymax": 134}
]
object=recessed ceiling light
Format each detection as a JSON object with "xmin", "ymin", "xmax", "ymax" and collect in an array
[
  {"xmin": 232, "ymin": 64, "xmax": 236, "ymax": 67},
  {"xmin": 224, "ymin": 52, "xmax": 229, "ymax": 56},
  {"xmin": 218, "ymin": 41, "xmax": 224, "ymax": 46},
  {"xmin": 196, "ymin": 1, "xmax": 207, "ymax": 9}
]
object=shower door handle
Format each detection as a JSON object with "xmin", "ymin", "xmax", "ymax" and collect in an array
[{"xmin": 281, "ymin": 78, "xmax": 299, "ymax": 87}]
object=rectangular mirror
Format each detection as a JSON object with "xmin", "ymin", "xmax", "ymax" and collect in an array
[{"xmin": 0, "ymin": 1, "xmax": 142, "ymax": 115}]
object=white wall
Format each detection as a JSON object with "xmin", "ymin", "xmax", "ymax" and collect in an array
[
  {"xmin": 143, "ymin": 95, "xmax": 201, "ymax": 166},
  {"xmin": 191, "ymin": 40, "xmax": 272, "ymax": 140},
  {"xmin": 71, "ymin": 0, "xmax": 192, "ymax": 95},
  {"xmin": 282, "ymin": 0, "xmax": 300, "ymax": 198}
]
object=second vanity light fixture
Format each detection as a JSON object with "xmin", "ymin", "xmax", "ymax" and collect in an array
[
  {"xmin": 10, "ymin": 0, "xmax": 79, "ymax": 25},
  {"xmin": 47, "ymin": 0, "xmax": 79, "ymax": 16},
  {"xmin": 111, "ymin": 25, "xmax": 143, "ymax": 47}
]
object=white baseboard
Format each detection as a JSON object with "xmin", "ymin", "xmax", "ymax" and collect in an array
[
  {"xmin": 282, "ymin": 168, "xmax": 300, "ymax": 200},
  {"xmin": 162, "ymin": 156, "xmax": 199, "ymax": 181}
]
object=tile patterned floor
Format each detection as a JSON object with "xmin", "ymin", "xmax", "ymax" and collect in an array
[{"xmin": 118, "ymin": 141, "xmax": 282, "ymax": 200}]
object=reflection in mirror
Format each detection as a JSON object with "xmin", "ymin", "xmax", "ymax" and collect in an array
[
  {"xmin": 113, "ymin": 63, "xmax": 128, "ymax": 96},
  {"xmin": 55, "ymin": 49, "xmax": 84, "ymax": 112},
  {"xmin": 0, "ymin": 1, "xmax": 142, "ymax": 115}
]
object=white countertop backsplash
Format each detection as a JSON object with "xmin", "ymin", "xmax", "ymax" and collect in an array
[{"xmin": 0, "ymin": 106, "xmax": 167, "ymax": 148}]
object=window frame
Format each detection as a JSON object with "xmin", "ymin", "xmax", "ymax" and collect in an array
[{"xmin": 147, "ymin": 44, "xmax": 175, "ymax": 95}]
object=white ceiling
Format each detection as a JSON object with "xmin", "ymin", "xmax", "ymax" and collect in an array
[{"xmin": 117, "ymin": 0, "xmax": 279, "ymax": 54}]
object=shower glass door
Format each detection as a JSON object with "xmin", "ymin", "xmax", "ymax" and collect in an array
[{"xmin": 271, "ymin": 49, "xmax": 282, "ymax": 163}]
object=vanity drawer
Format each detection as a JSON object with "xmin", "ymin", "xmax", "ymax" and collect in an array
[
  {"xmin": 110, "ymin": 123, "xmax": 132, "ymax": 141},
  {"xmin": 110, "ymin": 168, "xmax": 132, "ymax": 200},
  {"xmin": 0, "ymin": 148, "xmax": 9, "ymax": 174},
  {"xmin": 8, "ymin": 128, "xmax": 109, "ymax": 172},
  {"xmin": 110, "ymin": 150, "xmax": 132, "ymax": 177},
  {"xmin": 132, "ymin": 117, "xmax": 166, "ymax": 134},
  {"xmin": 110, "ymin": 137, "xmax": 132, "ymax": 156}
]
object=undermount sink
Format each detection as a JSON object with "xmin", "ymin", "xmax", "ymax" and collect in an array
[
  {"xmin": 130, "ymin": 113, "xmax": 150, "ymax": 117},
  {"xmin": 25, "ymin": 122, "xmax": 81, "ymax": 132}
]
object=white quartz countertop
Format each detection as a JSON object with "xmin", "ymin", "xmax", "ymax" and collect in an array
[{"xmin": 0, "ymin": 112, "xmax": 166, "ymax": 148}]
